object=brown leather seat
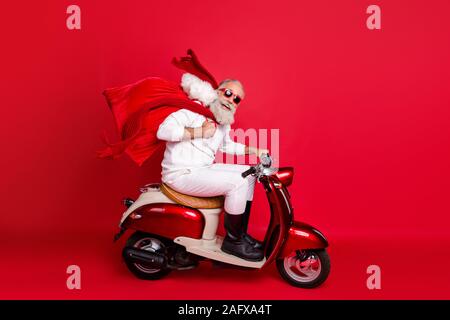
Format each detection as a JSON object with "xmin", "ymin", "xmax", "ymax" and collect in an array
[{"xmin": 160, "ymin": 183, "xmax": 224, "ymax": 209}]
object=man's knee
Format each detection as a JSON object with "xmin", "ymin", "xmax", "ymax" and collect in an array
[
  {"xmin": 225, "ymin": 174, "xmax": 249, "ymax": 195},
  {"xmin": 246, "ymin": 174, "xmax": 256, "ymax": 184}
]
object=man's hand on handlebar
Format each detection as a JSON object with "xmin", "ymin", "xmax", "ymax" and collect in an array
[
  {"xmin": 246, "ymin": 146, "xmax": 270, "ymax": 159},
  {"xmin": 241, "ymin": 153, "xmax": 273, "ymax": 178}
]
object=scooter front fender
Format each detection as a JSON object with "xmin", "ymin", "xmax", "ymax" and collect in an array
[{"xmin": 280, "ymin": 221, "xmax": 328, "ymax": 257}]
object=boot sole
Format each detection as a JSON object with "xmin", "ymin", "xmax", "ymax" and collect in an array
[{"xmin": 220, "ymin": 246, "xmax": 264, "ymax": 262}]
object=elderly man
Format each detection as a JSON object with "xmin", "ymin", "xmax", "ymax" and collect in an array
[{"xmin": 156, "ymin": 73, "xmax": 268, "ymax": 262}]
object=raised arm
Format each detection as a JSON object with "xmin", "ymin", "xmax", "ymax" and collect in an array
[{"xmin": 219, "ymin": 125, "xmax": 269, "ymax": 157}]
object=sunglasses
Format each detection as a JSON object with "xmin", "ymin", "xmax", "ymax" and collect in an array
[{"xmin": 219, "ymin": 88, "xmax": 242, "ymax": 105}]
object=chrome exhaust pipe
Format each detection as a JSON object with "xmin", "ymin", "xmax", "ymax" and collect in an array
[{"xmin": 122, "ymin": 247, "xmax": 166, "ymax": 268}]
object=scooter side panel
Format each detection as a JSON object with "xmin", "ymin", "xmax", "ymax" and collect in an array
[
  {"xmin": 122, "ymin": 203, "xmax": 205, "ymax": 240},
  {"xmin": 262, "ymin": 178, "xmax": 293, "ymax": 266},
  {"xmin": 280, "ymin": 221, "xmax": 329, "ymax": 256}
]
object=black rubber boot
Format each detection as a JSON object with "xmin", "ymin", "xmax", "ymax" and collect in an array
[
  {"xmin": 221, "ymin": 212, "xmax": 264, "ymax": 262},
  {"xmin": 241, "ymin": 201, "xmax": 264, "ymax": 250}
]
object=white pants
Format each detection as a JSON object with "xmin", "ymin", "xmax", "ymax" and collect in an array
[{"xmin": 165, "ymin": 164, "xmax": 256, "ymax": 215}]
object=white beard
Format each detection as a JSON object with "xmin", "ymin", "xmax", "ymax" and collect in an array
[{"xmin": 209, "ymin": 98, "xmax": 236, "ymax": 125}]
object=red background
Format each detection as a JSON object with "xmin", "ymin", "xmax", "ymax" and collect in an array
[{"xmin": 1, "ymin": 0, "xmax": 450, "ymax": 299}]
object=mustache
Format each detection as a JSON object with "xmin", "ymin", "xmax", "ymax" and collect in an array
[{"xmin": 222, "ymin": 101, "xmax": 235, "ymax": 111}]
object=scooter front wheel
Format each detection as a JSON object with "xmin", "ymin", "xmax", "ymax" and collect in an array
[
  {"xmin": 276, "ymin": 249, "xmax": 330, "ymax": 288},
  {"xmin": 122, "ymin": 231, "xmax": 172, "ymax": 280}
]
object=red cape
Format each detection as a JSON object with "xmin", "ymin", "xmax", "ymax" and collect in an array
[{"xmin": 97, "ymin": 49, "xmax": 219, "ymax": 166}]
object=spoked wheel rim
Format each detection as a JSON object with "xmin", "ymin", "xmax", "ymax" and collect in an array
[
  {"xmin": 133, "ymin": 237, "xmax": 165, "ymax": 274},
  {"xmin": 283, "ymin": 250, "xmax": 322, "ymax": 283}
]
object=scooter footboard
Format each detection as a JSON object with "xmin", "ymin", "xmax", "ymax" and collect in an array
[{"xmin": 280, "ymin": 221, "xmax": 329, "ymax": 256}]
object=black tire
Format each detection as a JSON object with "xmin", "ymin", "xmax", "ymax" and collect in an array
[
  {"xmin": 122, "ymin": 231, "xmax": 172, "ymax": 280},
  {"xmin": 276, "ymin": 249, "xmax": 330, "ymax": 288}
]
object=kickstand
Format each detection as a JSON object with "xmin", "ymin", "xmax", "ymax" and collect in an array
[{"xmin": 113, "ymin": 227, "xmax": 126, "ymax": 242}]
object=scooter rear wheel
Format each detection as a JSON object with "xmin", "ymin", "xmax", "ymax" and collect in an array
[
  {"xmin": 276, "ymin": 249, "xmax": 330, "ymax": 288},
  {"xmin": 123, "ymin": 231, "xmax": 172, "ymax": 280}
]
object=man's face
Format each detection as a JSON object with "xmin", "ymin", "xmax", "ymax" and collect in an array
[{"xmin": 217, "ymin": 82, "xmax": 245, "ymax": 112}]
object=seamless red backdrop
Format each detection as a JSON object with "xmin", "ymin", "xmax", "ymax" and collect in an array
[{"xmin": 1, "ymin": 0, "xmax": 449, "ymax": 299}]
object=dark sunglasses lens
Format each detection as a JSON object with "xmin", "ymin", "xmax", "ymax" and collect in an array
[
  {"xmin": 224, "ymin": 89, "xmax": 233, "ymax": 97},
  {"xmin": 234, "ymin": 96, "xmax": 241, "ymax": 104}
]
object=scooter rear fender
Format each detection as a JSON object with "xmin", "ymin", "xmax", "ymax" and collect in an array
[{"xmin": 280, "ymin": 221, "xmax": 328, "ymax": 257}]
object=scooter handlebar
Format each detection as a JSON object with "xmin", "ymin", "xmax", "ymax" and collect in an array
[
  {"xmin": 241, "ymin": 153, "xmax": 273, "ymax": 178},
  {"xmin": 241, "ymin": 167, "xmax": 256, "ymax": 178}
]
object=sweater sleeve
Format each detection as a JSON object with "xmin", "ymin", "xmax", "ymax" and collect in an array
[{"xmin": 219, "ymin": 125, "xmax": 246, "ymax": 155}]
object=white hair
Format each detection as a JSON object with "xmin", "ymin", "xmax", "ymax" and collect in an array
[{"xmin": 218, "ymin": 79, "xmax": 245, "ymax": 98}]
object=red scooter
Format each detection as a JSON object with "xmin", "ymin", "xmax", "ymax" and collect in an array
[{"xmin": 114, "ymin": 155, "xmax": 330, "ymax": 288}]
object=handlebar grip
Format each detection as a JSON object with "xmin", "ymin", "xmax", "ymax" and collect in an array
[{"xmin": 241, "ymin": 167, "xmax": 256, "ymax": 178}]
